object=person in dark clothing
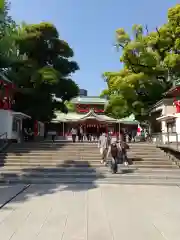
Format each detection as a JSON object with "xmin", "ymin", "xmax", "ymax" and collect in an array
[
  {"xmin": 52, "ymin": 133, "xmax": 56, "ymax": 142},
  {"xmin": 132, "ymin": 129, "xmax": 137, "ymax": 142},
  {"xmin": 119, "ymin": 140, "xmax": 130, "ymax": 166},
  {"xmin": 128, "ymin": 131, "xmax": 132, "ymax": 142},
  {"xmin": 86, "ymin": 133, "xmax": 90, "ymax": 141},
  {"xmin": 107, "ymin": 141, "xmax": 119, "ymax": 173},
  {"xmin": 110, "ymin": 142, "xmax": 119, "ymax": 173}
]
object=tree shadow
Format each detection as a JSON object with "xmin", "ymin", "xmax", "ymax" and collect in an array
[
  {"xmin": 0, "ymin": 158, "xmax": 106, "ymax": 208},
  {"xmin": 130, "ymin": 157, "xmax": 143, "ymax": 162},
  {"xmin": 120, "ymin": 168, "xmax": 136, "ymax": 174}
]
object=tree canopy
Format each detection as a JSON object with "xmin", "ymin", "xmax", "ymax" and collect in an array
[
  {"xmin": 1, "ymin": 1, "xmax": 79, "ymax": 122},
  {"xmin": 65, "ymin": 100, "xmax": 76, "ymax": 112},
  {"xmin": 102, "ymin": 4, "xmax": 180, "ymax": 121},
  {"xmin": 0, "ymin": 0, "xmax": 18, "ymax": 69}
]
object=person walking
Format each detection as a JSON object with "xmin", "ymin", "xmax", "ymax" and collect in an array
[
  {"xmin": 107, "ymin": 131, "xmax": 112, "ymax": 146},
  {"xmin": 119, "ymin": 140, "xmax": 130, "ymax": 166},
  {"xmin": 51, "ymin": 131, "xmax": 56, "ymax": 143},
  {"xmin": 107, "ymin": 140, "xmax": 119, "ymax": 173},
  {"xmin": 79, "ymin": 126, "xmax": 84, "ymax": 142},
  {"xmin": 71, "ymin": 127, "xmax": 77, "ymax": 143},
  {"xmin": 132, "ymin": 129, "xmax": 137, "ymax": 142},
  {"xmin": 141, "ymin": 129, "xmax": 145, "ymax": 142},
  {"xmin": 98, "ymin": 133, "xmax": 108, "ymax": 165}
]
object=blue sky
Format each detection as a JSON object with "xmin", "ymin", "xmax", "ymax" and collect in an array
[{"xmin": 10, "ymin": 0, "xmax": 179, "ymax": 95}]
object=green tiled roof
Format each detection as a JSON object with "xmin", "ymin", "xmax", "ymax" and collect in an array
[
  {"xmin": 52, "ymin": 111, "xmax": 138, "ymax": 124},
  {"xmin": 52, "ymin": 109, "xmax": 117, "ymax": 123},
  {"xmin": 71, "ymin": 96, "xmax": 107, "ymax": 105},
  {"xmin": 119, "ymin": 114, "xmax": 139, "ymax": 124}
]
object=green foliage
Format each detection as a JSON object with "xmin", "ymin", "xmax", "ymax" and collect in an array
[
  {"xmin": 0, "ymin": 0, "xmax": 18, "ymax": 69},
  {"xmin": 0, "ymin": 2, "xmax": 79, "ymax": 121},
  {"xmin": 5, "ymin": 20, "xmax": 79, "ymax": 121},
  {"xmin": 102, "ymin": 4, "xmax": 180, "ymax": 120},
  {"xmin": 65, "ymin": 100, "xmax": 76, "ymax": 112},
  {"xmin": 0, "ymin": 0, "xmax": 5, "ymax": 9}
]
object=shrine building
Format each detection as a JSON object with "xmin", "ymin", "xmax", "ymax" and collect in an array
[
  {"xmin": 150, "ymin": 82, "xmax": 180, "ymax": 143},
  {"xmin": 50, "ymin": 96, "xmax": 139, "ymax": 139},
  {"xmin": 0, "ymin": 73, "xmax": 44, "ymax": 142}
]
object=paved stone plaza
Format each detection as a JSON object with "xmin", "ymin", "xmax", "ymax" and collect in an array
[{"xmin": 0, "ymin": 183, "xmax": 180, "ymax": 240}]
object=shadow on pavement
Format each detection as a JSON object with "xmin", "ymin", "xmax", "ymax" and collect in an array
[{"xmin": 0, "ymin": 159, "xmax": 105, "ymax": 208}]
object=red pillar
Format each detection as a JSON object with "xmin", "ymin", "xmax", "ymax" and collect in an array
[{"xmin": 34, "ymin": 120, "xmax": 38, "ymax": 136}]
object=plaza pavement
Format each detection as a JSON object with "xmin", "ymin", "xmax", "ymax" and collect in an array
[{"xmin": 0, "ymin": 183, "xmax": 180, "ymax": 240}]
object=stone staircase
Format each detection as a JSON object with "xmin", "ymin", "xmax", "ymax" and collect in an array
[{"xmin": 0, "ymin": 141, "xmax": 180, "ymax": 185}]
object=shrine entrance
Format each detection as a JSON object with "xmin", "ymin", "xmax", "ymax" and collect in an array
[
  {"xmin": 85, "ymin": 123, "xmax": 106, "ymax": 135},
  {"xmin": 78, "ymin": 119, "xmax": 108, "ymax": 141},
  {"xmin": 80, "ymin": 120, "xmax": 107, "ymax": 133}
]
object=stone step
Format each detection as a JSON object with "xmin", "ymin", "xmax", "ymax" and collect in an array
[
  {"xmin": 2, "ymin": 159, "xmax": 173, "ymax": 164},
  {"xmin": 1, "ymin": 162, "xmax": 177, "ymax": 168},
  {"xmin": 2, "ymin": 166, "xmax": 180, "ymax": 173},
  {"xmin": 1, "ymin": 176, "xmax": 180, "ymax": 186},
  {"xmin": 1, "ymin": 167, "xmax": 180, "ymax": 176},
  {"xmin": 2, "ymin": 152, "xmax": 170, "ymax": 158},
  {"xmin": 0, "ymin": 153, "xmax": 83, "ymax": 157},
  {"xmin": 1, "ymin": 154, "xmax": 167, "ymax": 160},
  {"xmin": 130, "ymin": 151, "xmax": 165, "ymax": 155},
  {"xmin": 1, "ymin": 150, "xmax": 166, "ymax": 155},
  {"xmin": 9, "ymin": 144, "xmax": 157, "ymax": 149},
  {"xmin": 6, "ymin": 147, "xmax": 161, "ymax": 153},
  {"xmin": 7, "ymin": 147, "xmax": 164, "ymax": 151},
  {"xmin": 1, "ymin": 154, "xmax": 167, "ymax": 159},
  {"xmin": 81, "ymin": 156, "xmax": 167, "ymax": 161},
  {"xmin": 7, "ymin": 146, "xmax": 92, "ymax": 149},
  {"xmin": 0, "ymin": 156, "xmax": 169, "ymax": 162},
  {"xmin": 2, "ymin": 170, "xmax": 180, "ymax": 179}
]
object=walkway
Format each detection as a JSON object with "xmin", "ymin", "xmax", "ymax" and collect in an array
[{"xmin": 0, "ymin": 184, "xmax": 180, "ymax": 240}]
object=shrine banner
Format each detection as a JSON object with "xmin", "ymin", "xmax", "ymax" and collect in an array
[
  {"xmin": 0, "ymin": 79, "xmax": 14, "ymax": 110},
  {"xmin": 174, "ymin": 100, "xmax": 180, "ymax": 113}
]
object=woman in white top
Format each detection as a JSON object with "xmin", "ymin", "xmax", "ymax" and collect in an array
[{"xmin": 71, "ymin": 128, "xmax": 77, "ymax": 142}]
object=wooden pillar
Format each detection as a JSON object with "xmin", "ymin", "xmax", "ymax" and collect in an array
[
  {"xmin": 62, "ymin": 122, "xmax": 64, "ymax": 136},
  {"xmin": 106, "ymin": 124, "xmax": 108, "ymax": 133},
  {"xmin": 34, "ymin": 120, "xmax": 38, "ymax": 136}
]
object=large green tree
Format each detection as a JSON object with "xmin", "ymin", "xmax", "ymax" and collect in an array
[
  {"xmin": 6, "ymin": 22, "xmax": 79, "ymax": 121},
  {"xmin": 0, "ymin": 0, "xmax": 18, "ymax": 69},
  {"xmin": 102, "ymin": 4, "xmax": 180, "ymax": 120}
]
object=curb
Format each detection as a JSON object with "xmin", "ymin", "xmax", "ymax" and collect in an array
[{"xmin": 0, "ymin": 184, "xmax": 31, "ymax": 210}]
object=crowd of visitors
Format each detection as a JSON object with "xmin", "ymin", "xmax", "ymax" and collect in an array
[
  {"xmin": 70, "ymin": 126, "xmax": 150, "ymax": 143},
  {"xmin": 98, "ymin": 131, "xmax": 130, "ymax": 173},
  {"xmin": 71, "ymin": 126, "xmax": 101, "ymax": 143},
  {"xmin": 70, "ymin": 125, "xmax": 150, "ymax": 174}
]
